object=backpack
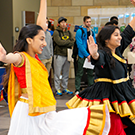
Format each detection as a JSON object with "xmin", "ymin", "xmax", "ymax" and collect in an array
[
  {"xmin": 72, "ymin": 28, "xmax": 94, "ymax": 58},
  {"xmin": 72, "ymin": 28, "xmax": 84, "ymax": 58}
]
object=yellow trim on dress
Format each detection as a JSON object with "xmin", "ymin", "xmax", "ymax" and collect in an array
[
  {"xmin": 112, "ymin": 52, "xmax": 126, "ymax": 64},
  {"xmin": 85, "ymin": 105, "xmax": 107, "ymax": 135},
  {"xmin": 19, "ymin": 98, "xmax": 28, "ymax": 103},
  {"xmin": 8, "ymin": 64, "xmax": 22, "ymax": 117},
  {"xmin": 94, "ymin": 76, "xmax": 129, "ymax": 84},
  {"xmin": 66, "ymin": 96, "xmax": 135, "ymax": 124},
  {"xmin": 99, "ymin": 105, "xmax": 106, "ymax": 135},
  {"xmin": 21, "ymin": 88, "xmax": 27, "ymax": 94}
]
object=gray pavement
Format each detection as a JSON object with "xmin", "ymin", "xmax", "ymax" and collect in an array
[{"xmin": 0, "ymin": 78, "xmax": 75, "ymax": 135}]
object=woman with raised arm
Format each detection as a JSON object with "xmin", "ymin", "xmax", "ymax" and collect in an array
[
  {"xmin": 67, "ymin": 1, "xmax": 135, "ymax": 134},
  {"xmin": 2, "ymin": 0, "xmax": 110, "ymax": 135}
]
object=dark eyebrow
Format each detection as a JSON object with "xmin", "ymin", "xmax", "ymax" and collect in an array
[
  {"xmin": 114, "ymin": 32, "xmax": 119, "ymax": 34},
  {"xmin": 41, "ymin": 36, "xmax": 45, "ymax": 38}
]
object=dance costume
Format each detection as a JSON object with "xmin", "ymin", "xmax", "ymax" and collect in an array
[
  {"xmin": 8, "ymin": 52, "xmax": 110, "ymax": 135},
  {"xmin": 66, "ymin": 25, "xmax": 135, "ymax": 134}
]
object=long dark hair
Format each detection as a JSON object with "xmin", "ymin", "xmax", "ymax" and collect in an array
[
  {"xmin": 97, "ymin": 25, "xmax": 120, "ymax": 68},
  {"xmin": 3, "ymin": 24, "xmax": 43, "ymax": 92}
]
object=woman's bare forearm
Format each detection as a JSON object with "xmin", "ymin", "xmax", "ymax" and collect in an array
[
  {"xmin": 129, "ymin": 16, "xmax": 135, "ymax": 30},
  {"xmin": 3, "ymin": 53, "xmax": 22, "ymax": 65},
  {"xmin": 129, "ymin": 0, "xmax": 135, "ymax": 29},
  {"xmin": 36, "ymin": 0, "xmax": 47, "ymax": 31}
]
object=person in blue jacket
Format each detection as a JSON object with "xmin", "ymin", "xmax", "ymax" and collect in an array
[{"xmin": 75, "ymin": 16, "xmax": 96, "ymax": 95}]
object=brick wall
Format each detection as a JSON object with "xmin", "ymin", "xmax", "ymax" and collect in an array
[{"xmin": 47, "ymin": 0, "xmax": 133, "ymax": 34}]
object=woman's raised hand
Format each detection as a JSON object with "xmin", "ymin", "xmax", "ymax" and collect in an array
[
  {"xmin": 87, "ymin": 36, "xmax": 98, "ymax": 55},
  {"xmin": 131, "ymin": 0, "xmax": 135, "ymax": 7},
  {"xmin": 0, "ymin": 43, "xmax": 7, "ymax": 62}
]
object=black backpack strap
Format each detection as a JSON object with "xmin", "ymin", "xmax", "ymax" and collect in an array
[
  {"xmin": 80, "ymin": 28, "xmax": 84, "ymax": 38},
  {"xmin": 53, "ymin": 30, "xmax": 61, "ymax": 58},
  {"xmin": 72, "ymin": 28, "xmax": 84, "ymax": 59},
  {"xmin": 68, "ymin": 30, "xmax": 71, "ymax": 39},
  {"xmin": 56, "ymin": 29, "xmax": 62, "ymax": 39},
  {"xmin": 91, "ymin": 30, "xmax": 94, "ymax": 37}
]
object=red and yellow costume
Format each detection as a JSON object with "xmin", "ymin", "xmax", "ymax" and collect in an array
[
  {"xmin": 8, "ymin": 52, "xmax": 56, "ymax": 117},
  {"xmin": 7, "ymin": 52, "xmax": 110, "ymax": 135}
]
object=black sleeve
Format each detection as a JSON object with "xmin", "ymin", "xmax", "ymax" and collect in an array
[
  {"xmin": 91, "ymin": 50, "xmax": 106, "ymax": 67},
  {"xmin": 118, "ymin": 25, "xmax": 135, "ymax": 54}
]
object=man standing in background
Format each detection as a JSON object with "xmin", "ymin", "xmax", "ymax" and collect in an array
[
  {"xmin": 53, "ymin": 17, "xmax": 74, "ymax": 96},
  {"xmin": 38, "ymin": 17, "xmax": 53, "ymax": 75},
  {"xmin": 75, "ymin": 16, "xmax": 96, "ymax": 95}
]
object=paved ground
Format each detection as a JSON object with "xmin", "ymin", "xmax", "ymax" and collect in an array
[{"xmin": 0, "ymin": 78, "xmax": 75, "ymax": 135}]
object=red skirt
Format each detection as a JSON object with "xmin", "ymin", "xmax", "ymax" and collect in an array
[{"xmin": 109, "ymin": 113, "xmax": 126, "ymax": 135}]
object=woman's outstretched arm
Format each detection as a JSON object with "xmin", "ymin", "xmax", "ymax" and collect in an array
[
  {"xmin": 36, "ymin": 0, "xmax": 47, "ymax": 31},
  {"xmin": 0, "ymin": 43, "xmax": 22, "ymax": 65}
]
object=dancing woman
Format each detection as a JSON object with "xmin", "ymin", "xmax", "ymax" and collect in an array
[
  {"xmin": 67, "ymin": 1, "xmax": 135, "ymax": 134},
  {"xmin": 0, "ymin": 0, "xmax": 110, "ymax": 135}
]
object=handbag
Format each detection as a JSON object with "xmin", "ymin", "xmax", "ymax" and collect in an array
[
  {"xmin": 127, "ymin": 52, "xmax": 135, "ymax": 64},
  {"xmin": 67, "ymin": 48, "xmax": 74, "ymax": 62}
]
